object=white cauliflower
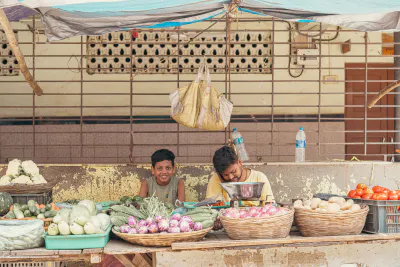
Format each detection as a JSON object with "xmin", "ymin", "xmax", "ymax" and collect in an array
[
  {"xmin": 11, "ymin": 175, "xmax": 32, "ymax": 184},
  {"xmin": 0, "ymin": 175, "xmax": 12, "ymax": 185},
  {"xmin": 31, "ymin": 175, "xmax": 47, "ymax": 184},
  {"xmin": 6, "ymin": 159, "xmax": 21, "ymax": 177},
  {"xmin": 21, "ymin": 160, "xmax": 40, "ymax": 177}
]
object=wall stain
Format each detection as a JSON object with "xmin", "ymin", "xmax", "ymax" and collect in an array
[
  {"xmin": 287, "ymin": 250, "xmax": 328, "ymax": 266},
  {"xmin": 223, "ymin": 250, "xmax": 264, "ymax": 267}
]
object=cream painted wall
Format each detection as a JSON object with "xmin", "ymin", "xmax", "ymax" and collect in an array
[{"xmin": 0, "ymin": 14, "xmax": 393, "ymax": 118}]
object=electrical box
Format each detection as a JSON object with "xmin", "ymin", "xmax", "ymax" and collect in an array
[{"xmin": 296, "ymin": 49, "xmax": 319, "ymax": 66}]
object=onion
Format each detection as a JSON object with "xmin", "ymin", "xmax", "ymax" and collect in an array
[
  {"xmin": 248, "ymin": 209, "xmax": 258, "ymax": 216},
  {"xmin": 137, "ymin": 220, "xmax": 147, "ymax": 227},
  {"xmin": 180, "ymin": 216, "xmax": 193, "ymax": 223},
  {"xmin": 147, "ymin": 223, "xmax": 159, "ymax": 233},
  {"xmin": 168, "ymin": 227, "xmax": 181, "ymax": 233},
  {"xmin": 179, "ymin": 221, "xmax": 191, "ymax": 232},
  {"xmin": 128, "ymin": 216, "xmax": 137, "ymax": 227},
  {"xmin": 128, "ymin": 228, "xmax": 137, "ymax": 234},
  {"xmin": 239, "ymin": 210, "xmax": 247, "ymax": 216},
  {"xmin": 120, "ymin": 225, "xmax": 131, "ymax": 233},
  {"xmin": 267, "ymin": 206, "xmax": 278, "ymax": 216},
  {"xmin": 171, "ymin": 213, "xmax": 182, "ymax": 221},
  {"xmin": 169, "ymin": 219, "xmax": 179, "ymax": 227},
  {"xmin": 154, "ymin": 215, "xmax": 163, "ymax": 223},
  {"xmin": 193, "ymin": 222, "xmax": 203, "ymax": 231},
  {"xmin": 138, "ymin": 226, "xmax": 148, "ymax": 234},
  {"xmin": 145, "ymin": 217, "xmax": 154, "ymax": 225},
  {"xmin": 158, "ymin": 219, "xmax": 169, "ymax": 232}
]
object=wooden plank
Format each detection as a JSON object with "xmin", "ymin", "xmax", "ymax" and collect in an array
[
  {"xmin": 58, "ymin": 250, "xmax": 82, "ymax": 255},
  {"xmin": 152, "ymin": 252, "xmax": 156, "ymax": 267},
  {"xmin": 83, "ymin": 248, "xmax": 103, "ymax": 254},
  {"xmin": 171, "ymin": 232, "xmax": 400, "ymax": 251},
  {"xmin": 10, "ymin": 248, "xmax": 58, "ymax": 256},
  {"xmin": 0, "ymin": 254, "xmax": 90, "ymax": 263},
  {"xmin": 114, "ymin": 254, "xmax": 136, "ymax": 267},
  {"xmin": 104, "ymin": 240, "xmax": 171, "ymax": 255},
  {"xmin": 132, "ymin": 254, "xmax": 151, "ymax": 267},
  {"xmin": 0, "ymin": 251, "xmax": 10, "ymax": 256}
]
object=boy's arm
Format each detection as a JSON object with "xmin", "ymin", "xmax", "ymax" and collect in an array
[
  {"xmin": 138, "ymin": 179, "xmax": 148, "ymax": 198},
  {"xmin": 178, "ymin": 179, "xmax": 185, "ymax": 202}
]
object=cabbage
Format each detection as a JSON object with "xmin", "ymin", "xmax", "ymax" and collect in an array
[
  {"xmin": 78, "ymin": 200, "xmax": 97, "ymax": 216},
  {"xmin": 84, "ymin": 222, "xmax": 97, "ymax": 234},
  {"xmin": 53, "ymin": 215, "xmax": 63, "ymax": 224},
  {"xmin": 48, "ymin": 223, "xmax": 59, "ymax": 236},
  {"xmin": 96, "ymin": 213, "xmax": 111, "ymax": 231},
  {"xmin": 90, "ymin": 216, "xmax": 102, "ymax": 230},
  {"xmin": 69, "ymin": 205, "xmax": 90, "ymax": 225},
  {"xmin": 57, "ymin": 208, "xmax": 71, "ymax": 223},
  {"xmin": 70, "ymin": 222, "xmax": 84, "ymax": 235},
  {"xmin": 58, "ymin": 221, "xmax": 71, "ymax": 236},
  {"xmin": 31, "ymin": 175, "xmax": 47, "ymax": 184},
  {"xmin": 75, "ymin": 215, "xmax": 89, "ymax": 226}
]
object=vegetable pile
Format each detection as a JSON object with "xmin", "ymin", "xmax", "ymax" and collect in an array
[
  {"xmin": 116, "ymin": 213, "xmax": 208, "ymax": 234},
  {"xmin": 4, "ymin": 200, "xmax": 58, "ymax": 219},
  {"xmin": 111, "ymin": 196, "xmax": 217, "ymax": 234},
  {"xmin": 294, "ymin": 197, "xmax": 361, "ymax": 213},
  {"xmin": 0, "ymin": 159, "xmax": 47, "ymax": 185},
  {"xmin": 221, "ymin": 205, "xmax": 289, "ymax": 218},
  {"xmin": 348, "ymin": 183, "xmax": 400, "ymax": 201},
  {"xmin": 47, "ymin": 200, "xmax": 111, "ymax": 236}
]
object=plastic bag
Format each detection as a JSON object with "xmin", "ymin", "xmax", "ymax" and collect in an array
[
  {"xmin": 170, "ymin": 63, "xmax": 233, "ymax": 130},
  {"xmin": 0, "ymin": 220, "xmax": 44, "ymax": 250}
]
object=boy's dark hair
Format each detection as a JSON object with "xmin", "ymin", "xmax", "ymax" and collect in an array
[
  {"xmin": 151, "ymin": 149, "xmax": 175, "ymax": 167},
  {"xmin": 213, "ymin": 146, "xmax": 238, "ymax": 173}
]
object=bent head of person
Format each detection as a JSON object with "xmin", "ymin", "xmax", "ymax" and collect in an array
[{"xmin": 213, "ymin": 146, "xmax": 244, "ymax": 182}]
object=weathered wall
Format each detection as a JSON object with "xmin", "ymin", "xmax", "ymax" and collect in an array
[
  {"xmin": 156, "ymin": 240, "xmax": 400, "ymax": 267},
  {"xmin": 0, "ymin": 162, "xmax": 396, "ymax": 203}
]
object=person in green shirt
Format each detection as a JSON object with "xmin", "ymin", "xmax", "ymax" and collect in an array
[{"xmin": 139, "ymin": 149, "xmax": 185, "ymax": 206}]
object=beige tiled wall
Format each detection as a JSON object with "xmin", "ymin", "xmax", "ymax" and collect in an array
[{"xmin": 0, "ymin": 122, "xmax": 344, "ymax": 163}]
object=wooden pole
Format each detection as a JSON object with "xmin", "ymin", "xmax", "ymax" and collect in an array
[
  {"xmin": 0, "ymin": 9, "xmax": 43, "ymax": 96},
  {"xmin": 367, "ymin": 80, "xmax": 400, "ymax": 108}
]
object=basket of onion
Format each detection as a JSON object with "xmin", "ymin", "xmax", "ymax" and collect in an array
[
  {"xmin": 112, "ymin": 214, "xmax": 212, "ymax": 247},
  {"xmin": 218, "ymin": 205, "xmax": 294, "ymax": 240},
  {"xmin": 294, "ymin": 197, "xmax": 369, "ymax": 237}
]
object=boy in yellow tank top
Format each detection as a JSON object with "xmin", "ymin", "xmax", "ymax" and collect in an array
[
  {"xmin": 139, "ymin": 149, "xmax": 185, "ymax": 206},
  {"xmin": 206, "ymin": 146, "xmax": 275, "ymax": 205}
]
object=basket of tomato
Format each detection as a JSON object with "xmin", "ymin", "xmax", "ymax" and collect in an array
[{"xmin": 347, "ymin": 183, "xmax": 400, "ymax": 233}]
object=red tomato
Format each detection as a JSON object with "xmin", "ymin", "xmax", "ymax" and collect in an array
[
  {"xmin": 356, "ymin": 189, "xmax": 364, "ymax": 197},
  {"xmin": 353, "ymin": 196, "xmax": 361, "ymax": 199},
  {"xmin": 372, "ymin": 193, "xmax": 378, "ymax": 200},
  {"xmin": 377, "ymin": 193, "xmax": 388, "ymax": 201},
  {"xmin": 363, "ymin": 188, "xmax": 374, "ymax": 195},
  {"xmin": 357, "ymin": 183, "xmax": 367, "ymax": 190},
  {"xmin": 389, "ymin": 190, "xmax": 398, "ymax": 196},
  {"xmin": 389, "ymin": 194, "xmax": 399, "ymax": 200},
  {"xmin": 362, "ymin": 194, "xmax": 373, "ymax": 200},
  {"xmin": 382, "ymin": 189, "xmax": 390, "ymax": 195},
  {"xmin": 396, "ymin": 190, "xmax": 400, "ymax": 198},
  {"xmin": 347, "ymin": 190, "xmax": 357, "ymax": 198},
  {"xmin": 372, "ymin": 186, "xmax": 383, "ymax": 193}
]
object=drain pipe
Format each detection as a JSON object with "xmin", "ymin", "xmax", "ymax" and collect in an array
[{"xmin": 394, "ymin": 32, "xmax": 400, "ymax": 162}]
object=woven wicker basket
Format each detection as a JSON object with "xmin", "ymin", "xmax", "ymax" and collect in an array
[
  {"xmin": 112, "ymin": 227, "xmax": 213, "ymax": 247},
  {"xmin": 219, "ymin": 208, "xmax": 294, "ymax": 240},
  {"xmin": 1, "ymin": 217, "xmax": 53, "ymax": 231},
  {"xmin": 294, "ymin": 204, "xmax": 369, "ymax": 237}
]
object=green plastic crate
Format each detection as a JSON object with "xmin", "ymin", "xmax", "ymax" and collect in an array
[{"xmin": 43, "ymin": 225, "xmax": 111, "ymax": 250}]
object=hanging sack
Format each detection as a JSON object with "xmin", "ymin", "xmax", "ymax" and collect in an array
[{"xmin": 169, "ymin": 63, "xmax": 233, "ymax": 130}]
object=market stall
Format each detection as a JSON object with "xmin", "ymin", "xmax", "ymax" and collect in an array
[{"xmin": 1, "ymin": 0, "xmax": 400, "ymax": 266}]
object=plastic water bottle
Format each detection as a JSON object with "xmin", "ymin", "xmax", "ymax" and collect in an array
[
  {"xmin": 295, "ymin": 127, "xmax": 306, "ymax": 162},
  {"xmin": 232, "ymin": 128, "xmax": 249, "ymax": 161}
]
